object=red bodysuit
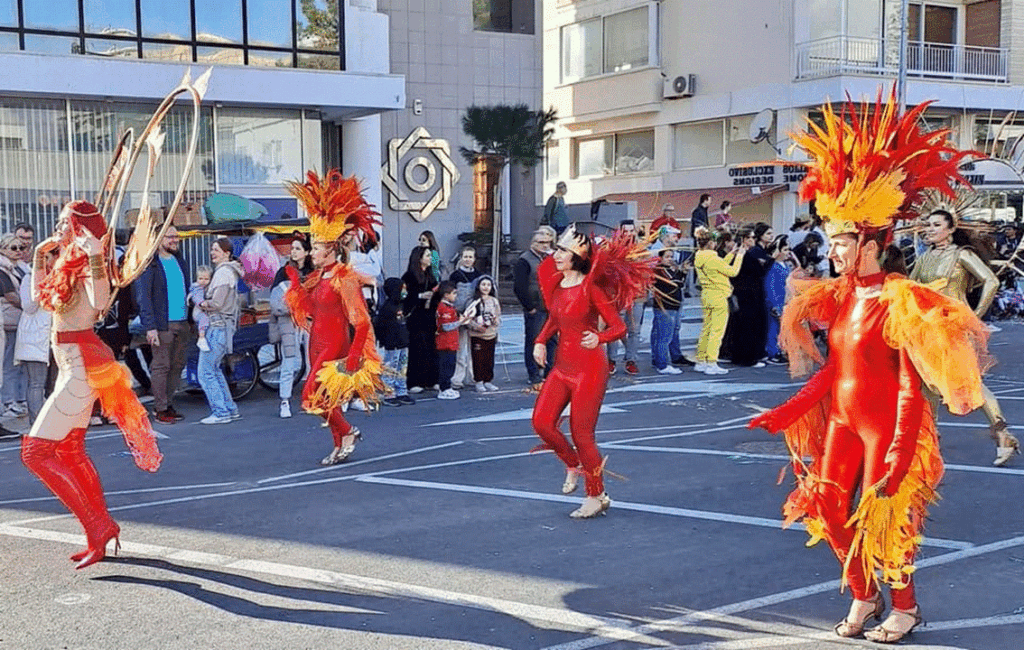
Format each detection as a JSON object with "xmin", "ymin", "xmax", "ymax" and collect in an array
[
  {"xmin": 532, "ymin": 272, "xmax": 626, "ymax": 497},
  {"xmin": 751, "ymin": 271, "xmax": 989, "ymax": 605},
  {"xmin": 286, "ymin": 262, "xmax": 374, "ymax": 447}
]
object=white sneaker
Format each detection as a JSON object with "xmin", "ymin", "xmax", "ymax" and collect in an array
[
  {"xmin": 199, "ymin": 414, "xmax": 232, "ymax": 425},
  {"xmin": 197, "ymin": 337, "xmax": 211, "ymax": 352},
  {"xmin": 452, "ymin": 383, "xmax": 464, "ymax": 390},
  {"xmin": 657, "ymin": 366, "xmax": 682, "ymax": 375},
  {"xmin": 987, "ymin": 323, "xmax": 1002, "ymax": 333},
  {"xmin": 438, "ymin": 388, "xmax": 460, "ymax": 400},
  {"xmin": 694, "ymin": 362, "xmax": 709, "ymax": 372},
  {"xmin": 1, "ymin": 405, "xmax": 20, "ymax": 418},
  {"xmin": 752, "ymin": 362, "xmax": 766, "ymax": 369},
  {"xmin": 12, "ymin": 401, "xmax": 27, "ymax": 415},
  {"xmin": 484, "ymin": 382, "xmax": 500, "ymax": 392},
  {"xmin": 475, "ymin": 382, "xmax": 487, "ymax": 393},
  {"xmin": 409, "ymin": 386, "xmax": 424, "ymax": 394},
  {"xmin": 279, "ymin": 401, "xmax": 292, "ymax": 418},
  {"xmin": 703, "ymin": 363, "xmax": 728, "ymax": 375},
  {"xmin": 350, "ymin": 399, "xmax": 368, "ymax": 412}
]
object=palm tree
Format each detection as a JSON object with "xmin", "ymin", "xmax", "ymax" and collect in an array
[{"xmin": 461, "ymin": 104, "xmax": 556, "ymax": 277}]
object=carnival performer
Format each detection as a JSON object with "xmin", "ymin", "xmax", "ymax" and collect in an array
[
  {"xmin": 749, "ymin": 91, "xmax": 991, "ymax": 643},
  {"xmin": 531, "ymin": 225, "xmax": 653, "ymax": 518},
  {"xmin": 911, "ymin": 208, "xmax": 1018, "ymax": 465},
  {"xmin": 21, "ymin": 201, "xmax": 162, "ymax": 569},
  {"xmin": 284, "ymin": 170, "xmax": 383, "ymax": 466}
]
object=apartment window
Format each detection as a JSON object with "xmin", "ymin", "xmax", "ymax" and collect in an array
[
  {"xmin": 908, "ymin": 3, "xmax": 957, "ymax": 44},
  {"xmin": 474, "ymin": 0, "xmax": 535, "ymax": 34},
  {"xmin": 725, "ymin": 115, "xmax": 777, "ymax": 165},
  {"xmin": 575, "ymin": 130, "xmax": 654, "ymax": 178},
  {"xmin": 545, "ymin": 141, "xmax": 560, "ymax": 181},
  {"xmin": 674, "ymin": 120, "xmax": 725, "ymax": 169},
  {"xmin": 974, "ymin": 116, "xmax": 1023, "ymax": 158},
  {"xmin": 560, "ymin": 5, "xmax": 651, "ymax": 83}
]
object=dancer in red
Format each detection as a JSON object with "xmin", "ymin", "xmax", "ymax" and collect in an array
[
  {"xmin": 21, "ymin": 201, "xmax": 163, "ymax": 569},
  {"xmin": 284, "ymin": 170, "xmax": 383, "ymax": 466},
  {"xmin": 750, "ymin": 91, "xmax": 990, "ymax": 643},
  {"xmin": 531, "ymin": 226, "xmax": 653, "ymax": 518}
]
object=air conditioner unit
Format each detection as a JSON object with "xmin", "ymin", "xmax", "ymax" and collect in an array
[{"xmin": 663, "ymin": 74, "xmax": 696, "ymax": 99}]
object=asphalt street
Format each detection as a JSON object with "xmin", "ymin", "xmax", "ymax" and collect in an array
[{"xmin": 1, "ymin": 311, "xmax": 1022, "ymax": 650}]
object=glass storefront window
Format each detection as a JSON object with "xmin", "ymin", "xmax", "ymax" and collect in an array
[
  {"xmin": 248, "ymin": 0, "xmax": 293, "ymax": 48},
  {"xmin": 195, "ymin": 1, "xmax": 243, "ymax": 45},
  {"xmin": 1, "ymin": 1, "xmax": 17, "ymax": 27},
  {"xmin": 197, "ymin": 46, "xmax": 245, "ymax": 65},
  {"xmin": 0, "ymin": 33, "xmax": 18, "ymax": 53},
  {"xmin": 84, "ymin": 0, "xmax": 137, "ymax": 37},
  {"xmin": 248, "ymin": 49, "xmax": 293, "ymax": 68},
  {"xmin": 23, "ymin": 0, "xmax": 79, "ymax": 32},
  {"xmin": 142, "ymin": 41, "xmax": 192, "ymax": 62},
  {"xmin": 140, "ymin": 0, "xmax": 190, "ymax": 40},
  {"xmin": 23, "ymin": 34, "xmax": 79, "ymax": 56},
  {"xmin": 0, "ymin": 99, "xmax": 72, "ymax": 235},
  {"xmin": 297, "ymin": 51, "xmax": 340, "ymax": 70},
  {"xmin": 295, "ymin": 0, "xmax": 338, "ymax": 52},
  {"xmin": 216, "ymin": 109, "xmax": 304, "ymax": 187},
  {"xmin": 85, "ymin": 39, "xmax": 138, "ymax": 58}
]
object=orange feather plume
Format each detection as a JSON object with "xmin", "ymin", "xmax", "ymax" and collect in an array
[{"xmin": 285, "ymin": 169, "xmax": 381, "ymax": 244}]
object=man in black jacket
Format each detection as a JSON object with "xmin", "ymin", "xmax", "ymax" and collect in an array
[
  {"xmin": 513, "ymin": 229, "xmax": 555, "ymax": 387},
  {"xmin": 133, "ymin": 227, "xmax": 190, "ymax": 424}
]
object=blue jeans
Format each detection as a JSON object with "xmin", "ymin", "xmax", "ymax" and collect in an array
[
  {"xmin": 524, "ymin": 310, "xmax": 555, "ymax": 383},
  {"xmin": 198, "ymin": 326, "xmax": 238, "ymax": 418},
  {"xmin": 669, "ymin": 306, "xmax": 683, "ymax": 360},
  {"xmin": 3, "ymin": 330, "xmax": 25, "ymax": 403},
  {"xmin": 650, "ymin": 309, "xmax": 676, "ymax": 369},
  {"xmin": 381, "ymin": 347, "xmax": 409, "ymax": 397},
  {"xmin": 607, "ymin": 300, "xmax": 644, "ymax": 363}
]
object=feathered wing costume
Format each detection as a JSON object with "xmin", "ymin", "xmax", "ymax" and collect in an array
[
  {"xmin": 749, "ymin": 89, "xmax": 990, "ymax": 622},
  {"xmin": 531, "ymin": 226, "xmax": 655, "ymax": 516},
  {"xmin": 21, "ymin": 70, "xmax": 209, "ymax": 570},
  {"xmin": 284, "ymin": 170, "xmax": 384, "ymax": 464}
]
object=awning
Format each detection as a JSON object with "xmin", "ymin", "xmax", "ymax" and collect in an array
[{"xmin": 599, "ymin": 185, "xmax": 788, "ymax": 222}]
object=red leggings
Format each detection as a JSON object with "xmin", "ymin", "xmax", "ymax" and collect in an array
[
  {"xmin": 304, "ymin": 346, "xmax": 355, "ymax": 447},
  {"xmin": 819, "ymin": 420, "xmax": 916, "ymax": 609},
  {"xmin": 531, "ymin": 368, "xmax": 608, "ymax": 496}
]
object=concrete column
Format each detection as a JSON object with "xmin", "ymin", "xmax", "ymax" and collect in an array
[{"xmin": 342, "ymin": 113, "xmax": 384, "ymax": 243}]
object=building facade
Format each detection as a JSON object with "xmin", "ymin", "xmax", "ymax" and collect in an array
[
  {"xmin": 375, "ymin": 0, "xmax": 542, "ymax": 275},
  {"xmin": 0, "ymin": 1, "xmax": 403, "ymax": 247},
  {"xmin": 543, "ymin": 0, "xmax": 1024, "ymax": 232}
]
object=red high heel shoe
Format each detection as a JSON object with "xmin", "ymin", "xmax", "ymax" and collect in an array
[
  {"xmin": 74, "ymin": 518, "xmax": 121, "ymax": 569},
  {"xmin": 56, "ymin": 429, "xmax": 120, "ymax": 565}
]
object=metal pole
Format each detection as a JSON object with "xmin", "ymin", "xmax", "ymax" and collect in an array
[{"xmin": 896, "ymin": 0, "xmax": 910, "ymax": 115}]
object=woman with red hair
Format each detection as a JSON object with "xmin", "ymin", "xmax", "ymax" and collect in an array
[{"xmin": 21, "ymin": 200, "xmax": 162, "ymax": 570}]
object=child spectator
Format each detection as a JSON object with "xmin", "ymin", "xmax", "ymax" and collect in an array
[
  {"xmin": 435, "ymin": 281, "xmax": 469, "ymax": 400},
  {"xmin": 449, "ymin": 245, "xmax": 481, "ymax": 389},
  {"xmin": 465, "ymin": 274, "xmax": 501, "ymax": 392},
  {"xmin": 375, "ymin": 277, "xmax": 415, "ymax": 407},
  {"xmin": 651, "ymin": 249, "xmax": 683, "ymax": 375},
  {"xmin": 189, "ymin": 265, "xmax": 213, "ymax": 352}
]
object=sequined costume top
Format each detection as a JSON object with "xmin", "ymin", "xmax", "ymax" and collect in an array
[{"xmin": 910, "ymin": 245, "xmax": 998, "ymax": 318}]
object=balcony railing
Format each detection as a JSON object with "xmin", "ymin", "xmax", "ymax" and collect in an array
[{"xmin": 796, "ymin": 36, "xmax": 1008, "ymax": 83}]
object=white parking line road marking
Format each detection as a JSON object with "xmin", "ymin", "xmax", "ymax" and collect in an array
[
  {"xmin": 257, "ymin": 441, "xmax": 466, "ymax": 484},
  {"xmin": 0, "ymin": 523, "xmax": 667, "ymax": 647},
  {"xmin": 353, "ymin": 477, "xmax": 971, "ymax": 550},
  {"xmin": 0, "ymin": 481, "xmax": 239, "ymax": 506},
  {"xmin": 539, "ymin": 534, "xmax": 1024, "ymax": 650},
  {"xmin": 604, "ymin": 443, "xmax": 1024, "ymax": 476}
]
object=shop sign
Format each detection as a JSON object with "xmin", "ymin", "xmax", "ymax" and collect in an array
[
  {"xmin": 727, "ymin": 164, "xmax": 806, "ymax": 187},
  {"xmin": 958, "ymin": 158, "xmax": 1024, "ymax": 189}
]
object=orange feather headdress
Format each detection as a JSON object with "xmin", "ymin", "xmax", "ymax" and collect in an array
[
  {"xmin": 793, "ymin": 87, "xmax": 975, "ymax": 238},
  {"xmin": 285, "ymin": 169, "xmax": 381, "ymax": 245}
]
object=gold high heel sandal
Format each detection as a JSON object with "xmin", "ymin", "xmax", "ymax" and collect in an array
[
  {"xmin": 569, "ymin": 493, "xmax": 611, "ymax": 519},
  {"xmin": 562, "ymin": 467, "xmax": 581, "ymax": 494},
  {"xmin": 992, "ymin": 419, "xmax": 1020, "ymax": 467},
  {"xmin": 864, "ymin": 606, "xmax": 923, "ymax": 644},
  {"xmin": 834, "ymin": 594, "xmax": 884, "ymax": 638}
]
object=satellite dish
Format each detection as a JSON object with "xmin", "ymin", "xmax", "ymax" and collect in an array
[{"xmin": 749, "ymin": 108, "xmax": 775, "ymax": 144}]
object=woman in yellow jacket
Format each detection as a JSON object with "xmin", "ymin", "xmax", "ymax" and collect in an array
[{"xmin": 693, "ymin": 227, "xmax": 746, "ymax": 374}]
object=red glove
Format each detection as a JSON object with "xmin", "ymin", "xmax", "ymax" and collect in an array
[
  {"xmin": 881, "ymin": 351, "xmax": 925, "ymax": 497},
  {"xmin": 748, "ymin": 361, "xmax": 836, "ymax": 434}
]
